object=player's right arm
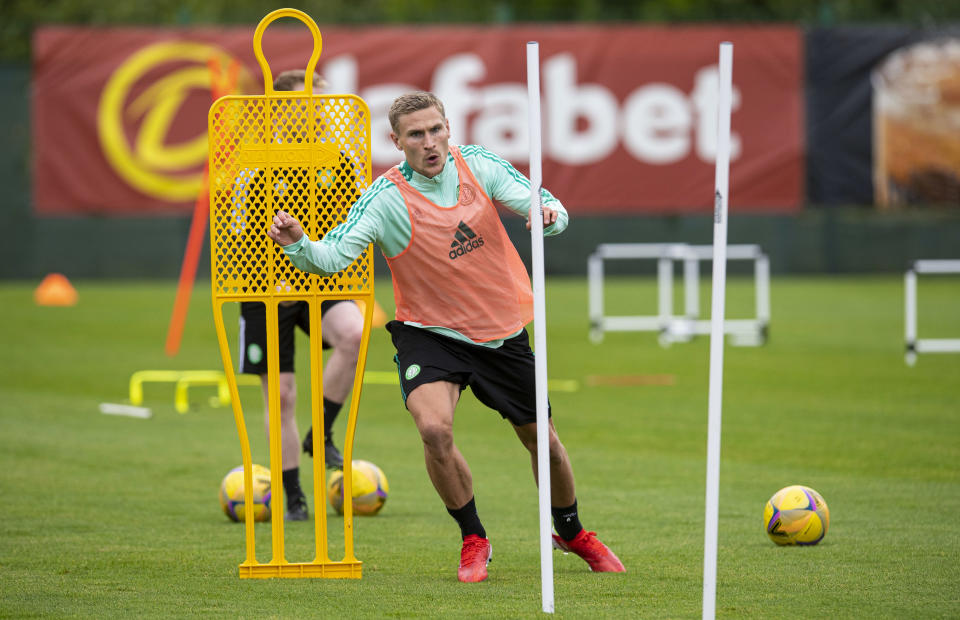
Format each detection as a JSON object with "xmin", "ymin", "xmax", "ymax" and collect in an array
[
  {"xmin": 269, "ymin": 206, "xmax": 383, "ymax": 276},
  {"xmin": 267, "ymin": 210, "xmax": 305, "ymax": 246},
  {"xmin": 270, "ymin": 176, "xmax": 408, "ymax": 275}
]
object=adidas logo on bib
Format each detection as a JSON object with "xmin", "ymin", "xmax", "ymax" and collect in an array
[{"xmin": 449, "ymin": 220, "xmax": 485, "ymax": 260}]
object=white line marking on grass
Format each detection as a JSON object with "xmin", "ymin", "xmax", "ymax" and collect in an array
[{"xmin": 99, "ymin": 403, "xmax": 153, "ymax": 419}]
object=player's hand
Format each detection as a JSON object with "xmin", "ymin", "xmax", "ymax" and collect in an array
[
  {"xmin": 526, "ymin": 205, "xmax": 558, "ymax": 231},
  {"xmin": 267, "ymin": 210, "xmax": 305, "ymax": 247}
]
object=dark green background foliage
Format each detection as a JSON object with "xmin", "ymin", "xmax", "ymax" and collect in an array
[{"xmin": 4, "ymin": 0, "xmax": 960, "ymax": 61}]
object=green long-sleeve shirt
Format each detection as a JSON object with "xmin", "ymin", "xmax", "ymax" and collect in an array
[{"xmin": 282, "ymin": 143, "xmax": 569, "ymax": 345}]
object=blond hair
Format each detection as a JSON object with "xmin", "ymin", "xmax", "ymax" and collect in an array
[
  {"xmin": 273, "ymin": 70, "xmax": 326, "ymax": 92},
  {"xmin": 388, "ymin": 91, "xmax": 445, "ymax": 132}
]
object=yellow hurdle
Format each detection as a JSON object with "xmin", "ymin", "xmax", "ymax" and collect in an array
[
  {"xmin": 173, "ymin": 371, "xmax": 261, "ymax": 414},
  {"xmin": 129, "ymin": 370, "xmax": 186, "ymax": 406},
  {"xmin": 208, "ymin": 8, "xmax": 374, "ymax": 579},
  {"xmin": 130, "ymin": 369, "xmax": 260, "ymax": 412}
]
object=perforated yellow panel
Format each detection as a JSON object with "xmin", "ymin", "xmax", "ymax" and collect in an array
[
  {"xmin": 208, "ymin": 8, "xmax": 374, "ymax": 581},
  {"xmin": 209, "ymin": 94, "xmax": 372, "ymax": 301}
]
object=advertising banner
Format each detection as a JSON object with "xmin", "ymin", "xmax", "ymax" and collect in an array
[
  {"xmin": 32, "ymin": 24, "xmax": 803, "ymax": 215},
  {"xmin": 806, "ymin": 26, "xmax": 960, "ymax": 207}
]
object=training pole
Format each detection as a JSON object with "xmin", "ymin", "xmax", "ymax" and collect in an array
[
  {"xmin": 165, "ymin": 58, "xmax": 239, "ymax": 356},
  {"xmin": 703, "ymin": 42, "xmax": 733, "ymax": 620},
  {"xmin": 527, "ymin": 40, "xmax": 554, "ymax": 615}
]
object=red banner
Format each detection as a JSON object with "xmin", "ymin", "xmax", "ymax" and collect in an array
[{"xmin": 32, "ymin": 24, "xmax": 802, "ymax": 215}]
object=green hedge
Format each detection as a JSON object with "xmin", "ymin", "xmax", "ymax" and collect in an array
[{"xmin": 4, "ymin": 0, "xmax": 960, "ymax": 61}]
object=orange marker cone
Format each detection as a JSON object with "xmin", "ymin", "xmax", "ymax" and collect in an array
[
  {"xmin": 357, "ymin": 299, "xmax": 388, "ymax": 328},
  {"xmin": 34, "ymin": 273, "xmax": 78, "ymax": 306}
]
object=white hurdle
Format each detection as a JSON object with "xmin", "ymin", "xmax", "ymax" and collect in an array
[
  {"xmin": 587, "ymin": 242, "xmax": 770, "ymax": 346},
  {"xmin": 905, "ymin": 259, "xmax": 960, "ymax": 366}
]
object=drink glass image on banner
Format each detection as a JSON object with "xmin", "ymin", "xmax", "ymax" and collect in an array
[{"xmin": 873, "ymin": 38, "xmax": 960, "ymax": 207}]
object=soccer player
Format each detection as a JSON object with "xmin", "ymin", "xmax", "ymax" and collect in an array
[
  {"xmin": 237, "ymin": 70, "xmax": 364, "ymax": 522},
  {"xmin": 267, "ymin": 91, "xmax": 624, "ymax": 581}
]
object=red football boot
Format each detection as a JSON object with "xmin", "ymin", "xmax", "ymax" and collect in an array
[
  {"xmin": 457, "ymin": 534, "xmax": 492, "ymax": 583},
  {"xmin": 552, "ymin": 530, "xmax": 625, "ymax": 572}
]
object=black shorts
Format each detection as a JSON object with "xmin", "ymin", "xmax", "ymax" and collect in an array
[
  {"xmin": 239, "ymin": 300, "xmax": 353, "ymax": 374},
  {"xmin": 386, "ymin": 320, "xmax": 550, "ymax": 427}
]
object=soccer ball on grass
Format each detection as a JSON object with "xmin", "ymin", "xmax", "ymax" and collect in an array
[
  {"xmin": 219, "ymin": 464, "xmax": 272, "ymax": 522},
  {"xmin": 327, "ymin": 460, "xmax": 389, "ymax": 516},
  {"xmin": 763, "ymin": 484, "xmax": 829, "ymax": 545}
]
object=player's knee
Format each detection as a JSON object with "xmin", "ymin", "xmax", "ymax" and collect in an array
[
  {"xmin": 520, "ymin": 433, "xmax": 566, "ymax": 465},
  {"xmin": 277, "ymin": 385, "xmax": 297, "ymax": 413},
  {"xmin": 331, "ymin": 318, "xmax": 363, "ymax": 360},
  {"xmin": 518, "ymin": 433, "xmax": 538, "ymax": 454},
  {"xmin": 548, "ymin": 440, "xmax": 568, "ymax": 467},
  {"xmin": 418, "ymin": 422, "xmax": 454, "ymax": 454},
  {"xmin": 342, "ymin": 321, "xmax": 363, "ymax": 358}
]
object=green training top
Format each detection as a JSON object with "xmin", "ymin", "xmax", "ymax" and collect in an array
[{"xmin": 283, "ymin": 144, "xmax": 569, "ymax": 346}]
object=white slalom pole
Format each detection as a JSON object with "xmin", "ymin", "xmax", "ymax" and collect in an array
[
  {"xmin": 703, "ymin": 41, "xmax": 733, "ymax": 620},
  {"xmin": 527, "ymin": 40, "xmax": 554, "ymax": 615}
]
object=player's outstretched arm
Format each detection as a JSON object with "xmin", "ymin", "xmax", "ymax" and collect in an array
[
  {"xmin": 267, "ymin": 210, "xmax": 305, "ymax": 247},
  {"xmin": 461, "ymin": 144, "xmax": 568, "ymax": 235}
]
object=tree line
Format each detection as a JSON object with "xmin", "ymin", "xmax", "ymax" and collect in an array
[{"xmin": 2, "ymin": 0, "xmax": 957, "ymax": 61}]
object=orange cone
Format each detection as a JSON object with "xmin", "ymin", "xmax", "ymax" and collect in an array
[
  {"xmin": 34, "ymin": 273, "xmax": 78, "ymax": 306},
  {"xmin": 356, "ymin": 299, "xmax": 388, "ymax": 328}
]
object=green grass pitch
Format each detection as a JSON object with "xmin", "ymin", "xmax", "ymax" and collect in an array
[{"xmin": 0, "ymin": 275, "xmax": 957, "ymax": 617}]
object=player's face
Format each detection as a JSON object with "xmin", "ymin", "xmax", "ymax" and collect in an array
[{"xmin": 390, "ymin": 106, "xmax": 450, "ymax": 179}]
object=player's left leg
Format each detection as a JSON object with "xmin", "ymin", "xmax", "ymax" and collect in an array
[
  {"xmin": 260, "ymin": 371, "xmax": 309, "ymax": 521},
  {"xmin": 301, "ymin": 300, "xmax": 363, "ymax": 469},
  {"xmin": 513, "ymin": 421, "xmax": 625, "ymax": 572},
  {"xmin": 512, "ymin": 419, "xmax": 575, "ymax": 507},
  {"xmin": 243, "ymin": 301, "xmax": 309, "ymax": 521},
  {"xmin": 512, "ymin": 421, "xmax": 625, "ymax": 573},
  {"xmin": 318, "ymin": 300, "xmax": 363, "ymax": 400}
]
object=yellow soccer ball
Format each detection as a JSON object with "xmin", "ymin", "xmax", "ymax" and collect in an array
[
  {"xmin": 219, "ymin": 464, "xmax": 272, "ymax": 522},
  {"xmin": 763, "ymin": 485, "xmax": 829, "ymax": 545},
  {"xmin": 327, "ymin": 460, "xmax": 389, "ymax": 516}
]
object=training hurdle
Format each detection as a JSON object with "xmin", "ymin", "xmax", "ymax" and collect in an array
[
  {"xmin": 129, "ymin": 369, "xmax": 261, "ymax": 413},
  {"xmin": 904, "ymin": 259, "xmax": 960, "ymax": 366},
  {"xmin": 587, "ymin": 242, "xmax": 770, "ymax": 346}
]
